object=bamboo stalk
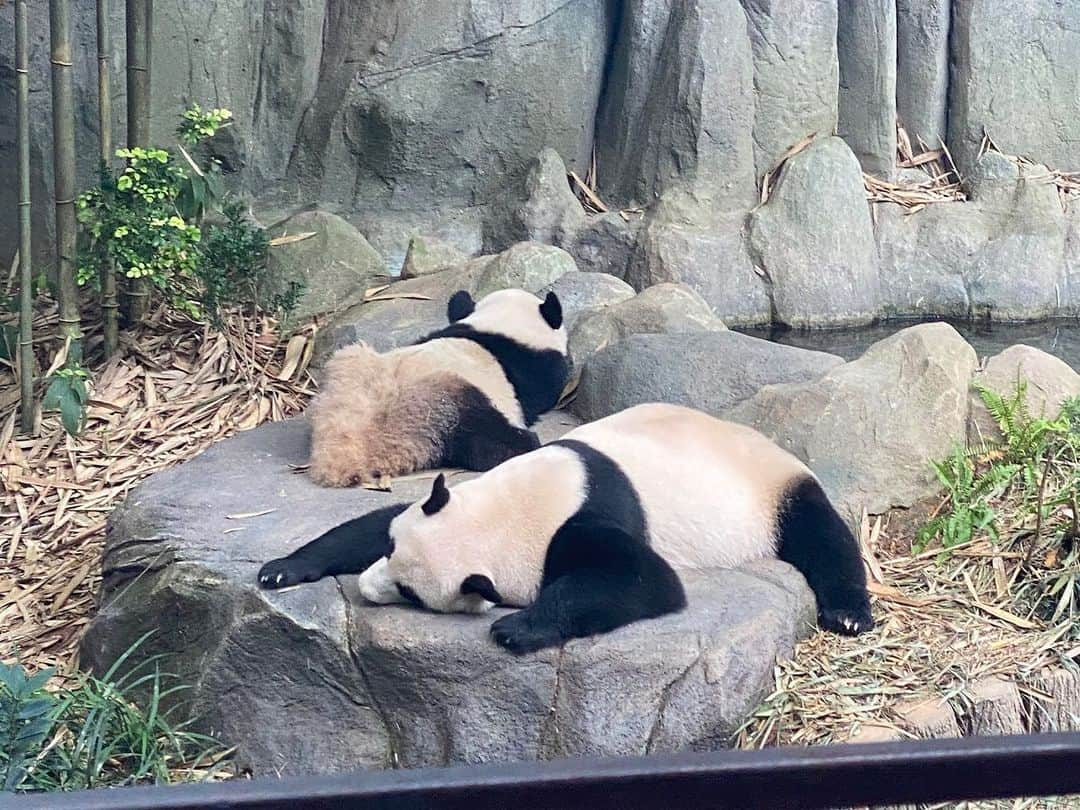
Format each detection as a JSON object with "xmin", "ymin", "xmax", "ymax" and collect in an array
[
  {"xmin": 16, "ymin": 0, "xmax": 34, "ymax": 432},
  {"xmin": 125, "ymin": 0, "xmax": 151, "ymax": 323},
  {"xmin": 50, "ymin": 0, "xmax": 82, "ymax": 347},
  {"xmin": 98, "ymin": 0, "xmax": 119, "ymax": 357}
]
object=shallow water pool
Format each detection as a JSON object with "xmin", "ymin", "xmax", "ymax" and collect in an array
[{"xmin": 738, "ymin": 319, "xmax": 1080, "ymax": 370}]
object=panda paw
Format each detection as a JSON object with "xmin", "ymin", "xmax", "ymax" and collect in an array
[
  {"xmin": 489, "ymin": 612, "xmax": 561, "ymax": 655},
  {"xmin": 819, "ymin": 605, "xmax": 874, "ymax": 636},
  {"xmin": 257, "ymin": 558, "xmax": 324, "ymax": 590}
]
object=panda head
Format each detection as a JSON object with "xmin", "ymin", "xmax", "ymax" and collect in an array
[
  {"xmin": 447, "ymin": 289, "xmax": 567, "ymax": 355},
  {"xmin": 356, "ymin": 473, "xmax": 503, "ymax": 614}
]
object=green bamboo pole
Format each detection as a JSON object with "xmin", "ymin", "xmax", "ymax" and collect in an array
[
  {"xmin": 16, "ymin": 0, "xmax": 34, "ymax": 432},
  {"xmin": 98, "ymin": 0, "xmax": 119, "ymax": 357},
  {"xmin": 125, "ymin": 0, "xmax": 151, "ymax": 322},
  {"xmin": 50, "ymin": 0, "xmax": 82, "ymax": 347}
]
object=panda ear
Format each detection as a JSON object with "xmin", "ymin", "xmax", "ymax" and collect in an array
[
  {"xmin": 421, "ymin": 473, "xmax": 450, "ymax": 516},
  {"xmin": 539, "ymin": 291, "xmax": 562, "ymax": 329},
  {"xmin": 460, "ymin": 574, "xmax": 502, "ymax": 604},
  {"xmin": 447, "ymin": 290, "xmax": 475, "ymax": 323}
]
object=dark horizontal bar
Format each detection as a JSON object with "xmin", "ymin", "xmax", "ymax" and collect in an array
[{"xmin": 5, "ymin": 732, "xmax": 1080, "ymax": 810}]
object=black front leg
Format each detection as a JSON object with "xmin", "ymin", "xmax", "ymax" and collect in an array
[
  {"xmin": 446, "ymin": 388, "xmax": 541, "ymax": 471},
  {"xmin": 489, "ymin": 516, "xmax": 686, "ymax": 654},
  {"xmin": 258, "ymin": 503, "xmax": 408, "ymax": 590}
]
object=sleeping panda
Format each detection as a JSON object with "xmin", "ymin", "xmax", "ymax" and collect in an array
[
  {"xmin": 260, "ymin": 403, "xmax": 873, "ymax": 653},
  {"xmin": 308, "ymin": 288, "xmax": 569, "ymax": 486}
]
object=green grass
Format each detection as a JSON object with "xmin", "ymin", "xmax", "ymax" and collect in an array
[{"xmin": 1, "ymin": 634, "xmax": 231, "ymax": 793}]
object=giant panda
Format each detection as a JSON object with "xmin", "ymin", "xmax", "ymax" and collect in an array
[
  {"xmin": 309, "ymin": 288, "xmax": 569, "ymax": 486},
  {"xmin": 260, "ymin": 403, "xmax": 873, "ymax": 653}
]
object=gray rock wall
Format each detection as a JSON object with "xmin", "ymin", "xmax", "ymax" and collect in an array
[{"xmin": 3, "ymin": 1, "xmax": 1080, "ymax": 324}]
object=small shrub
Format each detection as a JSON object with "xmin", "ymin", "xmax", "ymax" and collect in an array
[
  {"xmin": 42, "ymin": 361, "xmax": 89, "ymax": 437},
  {"xmin": 0, "ymin": 637, "xmax": 229, "ymax": 793}
]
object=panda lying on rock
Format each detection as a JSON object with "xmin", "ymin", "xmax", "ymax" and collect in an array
[
  {"xmin": 308, "ymin": 287, "xmax": 569, "ymax": 486},
  {"xmin": 260, "ymin": 403, "xmax": 873, "ymax": 654}
]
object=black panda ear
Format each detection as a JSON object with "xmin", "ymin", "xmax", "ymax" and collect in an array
[
  {"xmin": 539, "ymin": 291, "xmax": 562, "ymax": 329},
  {"xmin": 460, "ymin": 574, "xmax": 502, "ymax": 604},
  {"xmin": 421, "ymin": 473, "xmax": 450, "ymax": 516},
  {"xmin": 447, "ymin": 290, "xmax": 475, "ymax": 323}
]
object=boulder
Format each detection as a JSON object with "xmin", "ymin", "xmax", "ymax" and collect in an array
[
  {"xmin": 628, "ymin": 193, "xmax": 771, "ymax": 327},
  {"xmin": 351, "ymin": 208, "xmax": 486, "ymax": 279},
  {"xmin": 949, "ymin": 0, "xmax": 1080, "ymax": 174},
  {"xmin": 400, "ymin": 235, "xmax": 469, "ymax": 280},
  {"xmin": 875, "ymin": 155, "xmax": 1069, "ymax": 321},
  {"xmin": 572, "ymin": 331, "xmax": 842, "ymax": 422},
  {"xmin": 568, "ymin": 283, "xmax": 727, "ymax": 373},
  {"xmin": 264, "ymin": 211, "xmax": 386, "ymax": 319},
  {"xmin": 969, "ymin": 345, "xmax": 1080, "ymax": 443},
  {"xmin": 837, "ymin": 0, "xmax": 896, "ymax": 177},
  {"xmin": 594, "ymin": 0, "xmax": 756, "ymax": 208},
  {"xmin": 1065, "ymin": 202, "xmax": 1080, "ymax": 316},
  {"xmin": 81, "ymin": 415, "xmax": 816, "ymax": 776},
  {"xmin": 726, "ymin": 323, "xmax": 978, "ymax": 519},
  {"xmin": 565, "ymin": 213, "xmax": 643, "ymax": 280},
  {"xmin": 750, "ymin": 137, "xmax": 882, "ymax": 328},
  {"xmin": 315, "ymin": 242, "xmax": 576, "ymax": 361},
  {"xmin": 895, "ymin": 0, "xmax": 950, "ymax": 148},
  {"xmin": 540, "ymin": 272, "xmax": 636, "ymax": 332},
  {"xmin": 740, "ymin": 0, "xmax": 839, "ymax": 177},
  {"xmin": 501, "ymin": 148, "xmax": 586, "ymax": 248}
]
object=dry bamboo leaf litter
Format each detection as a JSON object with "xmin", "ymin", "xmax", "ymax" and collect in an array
[{"xmin": 1, "ymin": 307, "xmax": 316, "ymax": 675}]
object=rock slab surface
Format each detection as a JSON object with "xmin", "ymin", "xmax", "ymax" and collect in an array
[{"xmin": 82, "ymin": 415, "xmax": 816, "ymax": 776}]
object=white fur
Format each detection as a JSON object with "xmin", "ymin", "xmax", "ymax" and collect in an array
[
  {"xmin": 460, "ymin": 289, "xmax": 568, "ymax": 354},
  {"xmin": 565, "ymin": 404, "xmax": 810, "ymax": 569},
  {"xmin": 361, "ymin": 445, "xmax": 587, "ymax": 611},
  {"xmin": 359, "ymin": 404, "xmax": 811, "ymax": 614}
]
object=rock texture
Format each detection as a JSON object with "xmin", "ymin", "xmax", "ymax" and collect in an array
[
  {"xmin": 969, "ymin": 344, "xmax": 1080, "ymax": 442},
  {"xmin": 740, "ymin": 0, "xmax": 839, "ymax": 177},
  {"xmin": 264, "ymin": 211, "xmax": 385, "ymax": 319},
  {"xmin": 727, "ymin": 323, "xmax": 978, "ymax": 520},
  {"xmin": 895, "ymin": 0, "xmax": 950, "ymax": 148},
  {"xmin": 876, "ymin": 154, "xmax": 1068, "ymax": 321},
  {"xmin": 750, "ymin": 137, "xmax": 882, "ymax": 328},
  {"xmin": 837, "ymin": 0, "xmax": 896, "ymax": 176},
  {"xmin": 572, "ymin": 331, "xmax": 842, "ymax": 422},
  {"xmin": 949, "ymin": 0, "xmax": 1080, "ymax": 174},
  {"xmin": 628, "ymin": 193, "xmax": 770, "ymax": 327},
  {"xmin": 595, "ymin": 0, "xmax": 756, "ymax": 208},
  {"xmin": 81, "ymin": 416, "xmax": 816, "ymax": 776},
  {"xmin": 315, "ymin": 243, "xmax": 576, "ymax": 361},
  {"xmin": 399, "ymin": 235, "xmax": 469, "ymax": 280}
]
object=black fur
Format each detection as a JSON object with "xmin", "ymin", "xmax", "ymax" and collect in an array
[
  {"xmin": 490, "ymin": 443, "xmax": 684, "ymax": 654},
  {"xmin": 257, "ymin": 503, "xmax": 408, "ymax": 590},
  {"xmin": 549, "ymin": 440, "xmax": 647, "ymax": 537},
  {"xmin": 443, "ymin": 385, "xmax": 541, "ymax": 471},
  {"xmin": 421, "ymin": 473, "xmax": 450, "ymax": 515},
  {"xmin": 461, "ymin": 574, "xmax": 502, "ymax": 604},
  {"xmin": 447, "ymin": 290, "xmax": 475, "ymax": 322},
  {"xmin": 396, "ymin": 583, "xmax": 426, "ymax": 609},
  {"xmin": 490, "ymin": 516, "xmax": 685, "ymax": 654},
  {"xmin": 539, "ymin": 291, "xmax": 563, "ymax": 329},
  {"xmin": 775, "ymin": 477, "xmax": 874, "ymax": 635},
  {"xmin": 418, "ymin": 324, "xmax": 569, "ymax": 425}
]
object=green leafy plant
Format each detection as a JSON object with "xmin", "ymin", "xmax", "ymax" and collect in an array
[
  {"xmin": 75, "ymin": 104, "xmax": 267, "ymax": 322},
  {"xmin": 0, "ymin": 637, "xmax": 229, "ymax": 793},
  {"xmin": 196, "ymin": 202, "xmax": 279, "ymax": 325},
  {"xmin": 42, "ymin": 361, "xmax": 89, "ymax": 437}
]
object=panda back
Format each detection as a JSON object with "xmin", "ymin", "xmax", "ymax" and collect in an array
[
  {"xmin": 392, "ymin": 338, "xmax": 525, "ymax": 428},
  {"xmin": 563, "ymin": 404, "xmax": 812, "ymax": 571}
]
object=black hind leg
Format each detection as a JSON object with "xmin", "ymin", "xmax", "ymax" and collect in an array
[
  {"xmin": 776, "ymin": 478, "xmax": 873, "ymax": 635},
  {"xmin": 446, "ymin": 388, "xmax": 541, "ymax": 471},
  {"xmin": 490, "ymin": 516, "xmax": 687, "ymax": 654}
]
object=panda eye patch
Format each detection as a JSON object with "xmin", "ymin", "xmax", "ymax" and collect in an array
[{"xmin": 396, "ymin": 583, "xmax": 425, "ymax": 609}]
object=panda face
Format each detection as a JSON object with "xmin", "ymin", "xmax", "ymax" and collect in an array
[
  {"xmin": 458, "ymin": 289, "xmax": 567, "ymax": 355},
  {"xmin": 356, "ymin": 476, "xmax": 500, "ymax": 615}
]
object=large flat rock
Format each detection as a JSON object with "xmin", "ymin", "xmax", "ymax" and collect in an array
[{"xmin": 82, "ymin": 413, "xmax": 816, "ymax": 776}]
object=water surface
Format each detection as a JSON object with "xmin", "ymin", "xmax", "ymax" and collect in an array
[{"xmin": 738, "ymin": 319, "xmax": 1080, "ymax": 370}]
